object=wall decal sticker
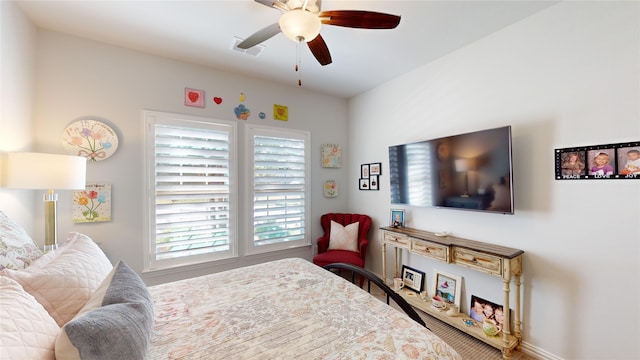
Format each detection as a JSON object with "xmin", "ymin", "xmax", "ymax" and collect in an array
[
  {"xmin": 259, "ymin": 112, "xmax": 266, "ymax": 119},
  {"xmin": 213, "ymin": 97, "xmax": 223, "ymax": 104},
  {"xmin": 274, "ymin": 104, "xmax": 288, "ymax": 121},
  {"xmin": 234, "ymin": 104, "xmax": 251, "ymax": 120}
]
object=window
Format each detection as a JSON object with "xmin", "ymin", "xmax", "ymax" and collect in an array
[
  {"xmin": 247, "ymin": 125, "xmax": 310, "ymax": 254},
  {"xmin": 143, "ymin": 111, "xmax": 237, "ymax": 271}
]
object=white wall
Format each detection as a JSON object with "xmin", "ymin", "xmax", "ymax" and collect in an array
[
  {"xmin": 2, "ymin": 24, "xmax": 350, "ymax": 284},
  {"xmin": 348, "ymin": 2, "xmax": 639, "ymax": 359},
  {"xmin": 0, "ymin": 1, "xmax": 37, "ymax": 231}
]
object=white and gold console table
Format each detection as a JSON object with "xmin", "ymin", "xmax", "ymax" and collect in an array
[{"xmin": 381, "ymin": 226, "xmax": 524, "ymax": 359}]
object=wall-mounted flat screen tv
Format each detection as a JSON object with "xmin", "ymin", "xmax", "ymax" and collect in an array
[{"xmin": 388, "ymin": 126, "xmax": 514, "ymax": 214}]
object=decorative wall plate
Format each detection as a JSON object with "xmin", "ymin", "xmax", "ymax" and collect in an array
[{"xmin": 63, "ymin": 120, "xmax": 119, "ymax": 162}]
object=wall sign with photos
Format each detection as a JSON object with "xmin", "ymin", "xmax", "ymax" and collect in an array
[
  {"xmin": 359, "ymin": 162, "xmax": 381, "ymax": 190},
  {"xmin": 555, "ymin": 141, "xmax": 640, "ymax": 180}
]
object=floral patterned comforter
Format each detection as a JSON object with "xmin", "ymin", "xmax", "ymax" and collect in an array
[{"xmin": 147, "ymin": 258, "xmax": 460, "ymax": 360}]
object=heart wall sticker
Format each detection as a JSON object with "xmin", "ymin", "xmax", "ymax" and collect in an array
[
  {"xmin": 213, "ymin": 97, "xmax": 222, "ymax": 105},
  {"xmin": 184, "ymin": 88, "xmax": 204, "ymax": 108}
]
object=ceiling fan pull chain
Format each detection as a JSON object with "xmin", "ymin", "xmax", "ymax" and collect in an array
[{"xmin": 296, "ymin": 40, "xmax": 302, "ymax": 86}]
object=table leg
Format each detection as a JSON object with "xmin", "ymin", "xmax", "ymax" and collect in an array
[{"xmin": 382, "ymin": 242, "xmax": 387, "ymax": 284}]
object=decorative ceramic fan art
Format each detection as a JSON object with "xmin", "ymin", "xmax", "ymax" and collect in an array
[{"xmin": 63, "ymin": 120, "xmax": 119, "ymax": 162}]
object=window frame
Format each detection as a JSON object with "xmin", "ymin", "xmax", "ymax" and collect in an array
[
  {"xmin": 142, "ymin": 110, "xmax": 238, "ymax": 272},
  {"xmin": 245, "ymin": 124, "xmax": 311, "ymax": 256}
]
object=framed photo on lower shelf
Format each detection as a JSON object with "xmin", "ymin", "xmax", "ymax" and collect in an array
[
  {"xmin": 432, "ymin": 270, "xmax": 462, "ymax": 308},
  {"xmin": 401, "ymin": 265, "xmax": 425, "ymax": 293}
]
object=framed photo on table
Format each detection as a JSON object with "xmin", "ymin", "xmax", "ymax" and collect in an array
[
  {"xmin": 390, "ymin": 209, "xmax": 404, "ymax": 228},
  {"xmin": 401, "ymin": 265, "xmax": 425, "ymax": 293}
]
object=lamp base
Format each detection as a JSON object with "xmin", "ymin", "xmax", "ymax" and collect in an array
[
  {"xmin": 461, "ymin": 194, "xmax": 470, "ymax": 198},
  {"xmin": 43, "ymin": 243, "xmax": 58, "ymax": 252},
  {"xmin": 43, "ymin": 190, "xmax": 58, "ymax": 253}
]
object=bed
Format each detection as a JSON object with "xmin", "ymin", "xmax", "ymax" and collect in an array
[{"xmin": 0, "ymin": 211, "xmax": 460, "ymax": 360}]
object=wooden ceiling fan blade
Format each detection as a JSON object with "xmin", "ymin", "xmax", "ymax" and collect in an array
[
  {"xmin": 307, "ymin": 34, "xmax": 332, "ymax": 66},
  {"xmin": 237, "ymin": 23, "xmax": 281, "ymax": 49},
  {"xmin": 320, "ymin": 10, "xmax": 401, "ymax": 29}
]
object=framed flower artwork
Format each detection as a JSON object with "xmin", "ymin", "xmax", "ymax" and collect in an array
[
  {"xmin": 73, "ymin": 183, "xmax": 112, "ymax": 223},
  {"xmin": 321, "ymin": 144, "xmax": 342, "ymax": 168}
]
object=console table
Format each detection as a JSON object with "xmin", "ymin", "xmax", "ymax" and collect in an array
[{"xmin": 380, "ymin": 226, "xmax": 524, "ymax": 359}]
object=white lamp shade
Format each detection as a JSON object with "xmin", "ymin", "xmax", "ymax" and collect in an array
[
  {"xmin": 6, "ymin": 152, "xmax": 86, "ymax": 190},
  {"xmin": 279, "ymin": 9, "xmax": 322, "ymax": 43}
]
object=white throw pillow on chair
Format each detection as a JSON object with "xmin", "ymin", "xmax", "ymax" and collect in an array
[{"xmin": 328, "ymin": 220, "xmax": 359, "ymax": 252}]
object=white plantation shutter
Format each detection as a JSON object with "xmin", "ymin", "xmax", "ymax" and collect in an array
[
  {"xmin": 249, "ymin": 126, "xmax": 310, "ymax": 253},
  {"xmin": 144, "ymin": 111, "xmax": 236, "ymax": 270}
]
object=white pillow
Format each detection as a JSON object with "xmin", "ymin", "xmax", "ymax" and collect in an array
[
  {"xmin": 0, "ymin": 211, "xmax": 44, "ymax": 270},
  {"xmin": 328, "ymin": 220, "xmax": 359, "ymax": 252},
  {"xmin": 0, "ymin": 276, "xmax": 59, "ymax": 360},
  {"xmin": 0, "ymin": 232, "xmax": 113, "ymax": 326}
]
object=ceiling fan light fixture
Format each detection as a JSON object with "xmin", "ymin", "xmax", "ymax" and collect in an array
[{"xmin": 279, "ymin": 9, "xmax": 321, "ymax": 43}]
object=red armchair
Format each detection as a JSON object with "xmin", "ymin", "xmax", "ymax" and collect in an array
[{"xmin": 312, "ymin": 213, "xmax": 372, "ymax": 270}]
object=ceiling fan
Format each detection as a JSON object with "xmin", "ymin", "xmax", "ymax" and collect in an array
[{"xmin": 237, "ymin": 0, "xmax": 401, "ymax": 66}]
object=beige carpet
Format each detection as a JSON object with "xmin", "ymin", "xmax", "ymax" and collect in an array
[{"xmin": 362, "ymin": 278, "xmax": 537, "ymax": 360}]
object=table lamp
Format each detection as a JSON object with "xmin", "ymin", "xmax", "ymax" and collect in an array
[{"xmin": 6, "ymin": 152, "xmax": 86, "ymax": 251}]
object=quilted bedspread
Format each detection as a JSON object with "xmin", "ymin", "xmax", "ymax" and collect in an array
[{"xmin": 147, "ymin": 258, "xmax": 461, "ymax": 360}]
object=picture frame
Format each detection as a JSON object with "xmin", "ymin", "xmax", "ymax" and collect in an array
[
  {"xmin": 401, "ymin": 265, "xmax": 425, "ymax": 293},
  {"xmin": 184, "ymin": 88, "xmax": 205, "ymax": 108},
  {"xmin": 359, "ymin": 178, "xmax": 369, "ymax": 190},
  {"xmin": 431, "ymin": 270, "xmax": 462, "ymax": 308},
  {"xmin": 323, "ymin": 180, "xmax": 338, "ymax": 198},
  {"xmin": 555, "ymin": 141, "xmax": 640, "ymax": 180},
  {"xmin": 361, "ymin": 164, "xmax": 370, "ymax": 178},
  {"xmin": 369, "ymin": 175, "xmax": 379, "ymax": 190},
  {"xmin": 390, "ymin": 209, "xmax": 404, "ymax": 228},
  {"xmin": 469, "ymin": 295, "xmax": 507, "ymax": 332},
  {"xmin": 72, "ymin": 183, "xmax": 112, "ymax": 223},
  {"xmin": 369, "ymin": 162, "xmax": 382, "ymax": 176},
  {"xmin": 321, "ymin": 144, "xmax": 342, "ymax": 168}
]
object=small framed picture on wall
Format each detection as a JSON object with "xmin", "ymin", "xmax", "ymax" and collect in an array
[
  {"xmin": 359, "ymin": 178, "xmax": 369, "ymax": 190},
  {"xmin": 370, "ymin": 162, "xmax": 381, "ymax": 176},
  {"xmin": 361, "ymin": 164, "xmax": 370, "ymax": 178},
  {"xmin": 555, "ymin": 141, "xmax": 640, "ymax": 179}
]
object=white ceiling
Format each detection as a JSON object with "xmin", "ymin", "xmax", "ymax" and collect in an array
[{"xmin": 16, "ymin": 0, "xmax": 558, "ymax": 99}]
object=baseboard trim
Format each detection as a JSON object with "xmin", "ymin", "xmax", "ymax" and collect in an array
[{"xmin": 521, "ymin": 341, "xmax": 564, "ymax": 360}]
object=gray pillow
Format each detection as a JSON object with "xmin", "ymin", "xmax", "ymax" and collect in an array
[{"xmin": 55, "ymin": 261, "xmax": 154, "ymax": 360}]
